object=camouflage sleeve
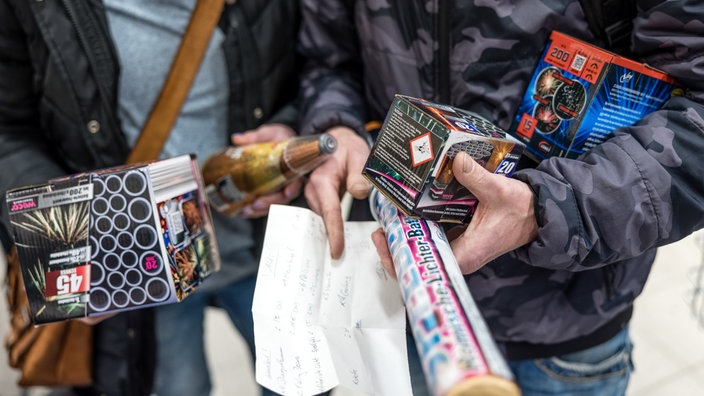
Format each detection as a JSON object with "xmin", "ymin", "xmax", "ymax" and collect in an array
[
  {"xmin": 512, "ymin": 0, "xmax": 704, "ymax": 271},
  {"xmin": 297, "ymin": 0, "xmax": 368, "ymax": 137}
]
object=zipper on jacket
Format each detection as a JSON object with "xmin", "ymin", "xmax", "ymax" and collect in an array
[{"xmin": 436, "ymin": 0, "xmax": 452, "ymax": 104}]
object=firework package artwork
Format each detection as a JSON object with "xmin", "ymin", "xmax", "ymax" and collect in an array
[
  {"xmin": 512, "ymin": 31, "xmax": 679, "ymax": 161},
  {"xmin": 370, "ymin": 189, "xmax": 520, "ymax": 396},
  {"xmin": 5, "ymin": 154, "xmax": 220, "ymax": 325},
  {"xmin": 362, "ymin": 94, "xmax": 524, "ymax": 224}
]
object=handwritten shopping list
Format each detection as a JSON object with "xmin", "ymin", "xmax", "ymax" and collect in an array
[{"xmin": 252, "ymin": 205, "xmax": 411, "ymax": 396}]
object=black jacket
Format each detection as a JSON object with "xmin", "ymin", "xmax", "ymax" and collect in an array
[{"xmin": 0, "ymin": 0, "xmax": 300, "ymax": 394}]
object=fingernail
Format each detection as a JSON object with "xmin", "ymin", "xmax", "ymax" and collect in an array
[
  {"xmin": 461, "ymin": 152, "xmax": 472, "ymax": 173},
  {"xmin": 252, "ymin": 200, "xmax": 265, "ymax": 210},
  {"xmin": 230, "ymin": 132, "xmax": 243, "ymax": 142},
  {"xmin": 350, "ymin": 181, "xmax": 371, "ymax": 195},
  {"xmin": 240, "ymin": 207, "xmax": 253, "ymax": 217}
]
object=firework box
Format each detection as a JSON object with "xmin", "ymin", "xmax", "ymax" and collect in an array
[
  {"xmin": 511, "ymin": 31, "xmax": 679, "ymax": 161},
  {"xmin": 5, "ymin": 154, "xmax": 220, "ymax": 325},
  {"xmin": 362, "ymin": 94, "xmax": 525, "ymax": 224}
]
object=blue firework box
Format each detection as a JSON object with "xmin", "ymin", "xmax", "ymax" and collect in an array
[
  {"xmin": 5, "ymin": 154, "xmax": 220, "ymax": 324},
  {"xmin": 512, "ymin": 31, "xmax": 680, "ymax": 161}
]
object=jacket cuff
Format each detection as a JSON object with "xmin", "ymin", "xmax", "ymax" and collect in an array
[{"xmin": 302, "ymin": 108, "xmax": 373, "ymax": 147}]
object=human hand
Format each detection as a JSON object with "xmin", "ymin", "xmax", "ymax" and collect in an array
[
  {"xmin": 371, "ymin": 227, "xmax": 397, "ymax": 279},
  {"xmin": 371, "ymin": 151, "xmax": 538, "ymax": 276},
  {"xmin": 78, "ymin": 312, "xmax": 117, "ymax": 325},
  {"xmin": 231, "ymin": 124, "xmax": 303, "ymax": 218},
  {"xmin": 448, "ymin": 152, "xmax": 538, "ymax": 274},
  {"xmin": 304, "ymin": 126, "xmax": 371, "ymax": 259},
  {"xmin": 230, "ymin": 123, "xmax": 295, "ymax": 146}
]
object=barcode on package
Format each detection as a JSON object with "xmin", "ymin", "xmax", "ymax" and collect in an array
[{"xmin": 571, "ymin": 54, "xmax": 586, "ymax": 72}]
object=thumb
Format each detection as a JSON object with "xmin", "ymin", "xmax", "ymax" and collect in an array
[
  {"xmin": 347, "ymin": 172, "xmax": 371, "ymax": 199},
  {"xmin": 451, "ymin": 151, "xmax": 495, "ymax": 201}
]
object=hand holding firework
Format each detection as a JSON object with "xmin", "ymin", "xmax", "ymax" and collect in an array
[
  {"xmin": 370, "ymin": 188, "xmax": 521, "ymax": 396},
  {"xmin": 202, "ymin": 130, "xmax": 337, "ymax": 217},
  {"xmin": 446, "ymin": 152, "xmax": 538, "ymax": 273},
  {"xmin": 373, "ymin": 152, "xmax": 537, "ymax": 277}
]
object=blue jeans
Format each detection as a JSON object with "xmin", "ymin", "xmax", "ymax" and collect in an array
[
  {"xmin": 153, "ymin": 274, "xmax": 280, "ymax": 396},
  {"xmin": 407, "ymin": 326, "xmax": 633, "ymax": 396},
  {"xmin": 509, "ymin": 326, "xmax": 633, "ymax": 396}
]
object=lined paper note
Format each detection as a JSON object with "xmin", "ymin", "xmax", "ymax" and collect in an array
[{"xmin": 252, "ymin": 205, "xmax": 410, "ymax": 396}]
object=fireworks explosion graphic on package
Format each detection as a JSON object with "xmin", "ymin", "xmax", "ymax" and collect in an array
[
  {"xmin": 512, "ymin": 31, "xmax": 680, "ymax": 161},
  {"xmin": 6, "ymin": 154, "xmax": 220, "ymax": 324}
]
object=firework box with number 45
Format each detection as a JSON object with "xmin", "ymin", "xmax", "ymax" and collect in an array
[
  {"xmin": 5, "ymin": 154, "xmax": 220, "ymax": 325},
  {"xmin": 362, "ymin": 94, "xmax": 525, "ymax": 224},
  {"xmin": 511, "ymin": 31, "xmax": 680, "ymax": 161}
]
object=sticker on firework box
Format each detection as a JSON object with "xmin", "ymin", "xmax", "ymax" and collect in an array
[
  {"xmin": 511, "ymin": 31, "xmax": 680, "ymax": 161},
  {"xmin": 5, "ymin": 154, "xmax": 221, "ymax": 325},
  {"xmin": 362, "ymin": 94, "xmax": 525, "ymax": 224}
]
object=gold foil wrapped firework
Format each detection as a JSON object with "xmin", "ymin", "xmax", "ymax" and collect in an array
[{"xmin": 202, "ymin": 133, "xmax": 337, "ymax": 215}]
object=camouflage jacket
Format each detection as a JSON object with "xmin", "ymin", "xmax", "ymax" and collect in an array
[{"xmin": 298, "ymin": 0, "xmax": 704, "ymax": 358}]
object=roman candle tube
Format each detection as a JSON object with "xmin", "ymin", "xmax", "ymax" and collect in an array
[{"xmin": 370, "ymin": 188, "xmax": 520, "ymax": 396}]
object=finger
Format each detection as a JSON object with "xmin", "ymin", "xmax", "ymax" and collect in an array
[
  {"xmin": 345, "ymin": 143, "xmax": 372, "ymax": 199},
  {"xmin": 304, "ymin": 162, "xmax": 333, "ymax": 215},
  {"xmin": 345, "ymin": 146, "xmax": 372, "ymax": 199},
  {"xmin": 240, "ymin": 192, "xmax": 287, "ymax": 218},
  {"xmin": 231, "ymin": 124, "xmax": 295, "ymax": 145},
  {"xmin": 304, "ymin": 181, "xmax": 321, "ymax": 215},
  {"xmin": 307, "ymin": 165, "xmax": 346, "ymax": 258},
  {"xmin": 371, "ymin": 228, "xmax": 397, "ymax": 279},
  {"xmin": 239, "ymin": 178, "xmax": 305, "ymax": 218},
  {"xmin": 243, "ymin": 181, "xmax": 303, "ymax": 214},
  {"xmin": 320, "ymin": 197, "xmax": 344, "ymax": 259},
  {"xmin": 240, "ymin": 207, "xmax": 268, "ymax": 218},
  {"xmin": 451, "ymin": 152, "xmax": 497, "ymax": 201},
  {"xmin": 78, "ymin": 312, "xmax": 117, "ymax": 325},
  {"xmin": 347, "ymin": 170, "xmax": 371, "ymax": 200},
  {"xmin": 283, "ymin": 179, "xmax": 303, "ymax": 201},
  {"xmin": 253, "ymin": 188, "xmax": 297, "ymax": 208},
  {"xmin": 324, "ymin": 126, "xmax": 372, "ymax": 199},
  {"xmin": 230, "ymin": 129, "xmax": 260, "ymax": 145}
]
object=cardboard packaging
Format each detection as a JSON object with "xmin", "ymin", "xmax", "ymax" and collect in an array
[
  {"xmin": 5, "ymin": 154, "xmax": 220, "ymax": 324},
  {"xmin": 511, "ymin": 31, "xmax": 679, "ymax": 161},
  {"xmin": 363, "ymin": 94, "xmax": 525, "ymax": 224}
]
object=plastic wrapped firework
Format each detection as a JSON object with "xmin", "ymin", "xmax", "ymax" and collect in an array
[{"xmin": 370, "ymin": 189, "xmax": 520, "ymax": 396}]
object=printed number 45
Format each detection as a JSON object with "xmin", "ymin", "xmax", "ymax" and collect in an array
[{"xmin": 57, "ymin": 273, "xmax": 84, "ymax": 295}]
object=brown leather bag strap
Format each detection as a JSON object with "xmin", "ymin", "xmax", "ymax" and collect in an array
[{"xmin": 127, "ymin": 0, "xmax": 225, "ymax": 164}]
